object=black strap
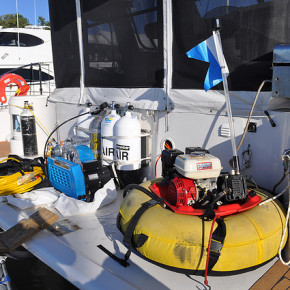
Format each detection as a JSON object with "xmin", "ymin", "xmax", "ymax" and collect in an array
[
  {"xmin": 123, "ymin": 199, "xmax": 160, "ymax": 262},
  {"xmin": 207, "ymin": 218, "xmax": 226, "ymax": 272},
  {"xmin": 123, "ymin": 184, "xmax": 165, "ymax": 205},
  {"xmin": 98, "ymin": 199, "xmax": 161, "ymax": 267},
  {"xmin": 97, "ymin": 245, "xmax": 129, "ymax": 267}
]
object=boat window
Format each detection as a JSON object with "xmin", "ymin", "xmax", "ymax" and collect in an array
[
  {"xmin": 172, "ymin": 0, "xmax": 288, "ymax": 91},
  {"xmin": 0, "ymin": 68, "xmax": 54, "ymax": 82},
  {"xmin": 0, "ymin": 32, "xmax": 44, "ymax": 47},
  {"xmin": 81, "ymin": 0, "xmax": 164, "ymax": 88},
  {"xmin": 19, "ymin": 33, "xmax": 44, "ymax": 47},
  {"xmin": 0, "ymin": 33, "xmax": 17, "ymax": 46},
  {"xmin": 48, "ymin": 0, "xmax": 81, "ymax": 88}
]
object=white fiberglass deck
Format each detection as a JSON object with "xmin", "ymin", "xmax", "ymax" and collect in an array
[{"xmin": 0, "ymin": 191, "xmax": 276, "ymax": 290}]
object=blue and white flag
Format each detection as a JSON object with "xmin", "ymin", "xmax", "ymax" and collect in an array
[{"xmin": 186, "ymin": 35, "xmax": 229, "ymax": 91}]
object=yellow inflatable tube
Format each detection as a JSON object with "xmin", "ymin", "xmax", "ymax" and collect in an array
[{"xmin": 118, "ymin": 179, "xmax": 287, "ymax": 272}]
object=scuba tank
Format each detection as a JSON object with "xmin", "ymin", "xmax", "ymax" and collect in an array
[
  {"xmin": 114, "ymin": 102, "xmax": 142, "ymax": 187},
  {"xmin": 20, "ymin": 101, "xmax": 38, "ymax": 156},
  {"xmin": 11, "ymin": 114, "xmax": 23, "ymax": 156},
  {"xmin": 89, "ymin": 106, "xmax": 108, "ymax": 160},
  {"xmin": 75, "ymin": 102, "xmax": 93, "ymax": 138},
  {"xmin": 101, "ymin": 101, "xmax": 121, "ymax": 165}
]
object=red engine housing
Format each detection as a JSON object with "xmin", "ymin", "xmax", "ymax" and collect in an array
[
  {"xmin": 149, "ymin": 180, "xmax": 262, "ymax": 216},
  {"xmin": 167, "ymin": 177, "xmax": 198, "ymax": 206}
]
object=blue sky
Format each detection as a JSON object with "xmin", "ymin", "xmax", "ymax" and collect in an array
[{"xmin": 0, "ymin": 0, "xmax": 50, "ymax": 25}]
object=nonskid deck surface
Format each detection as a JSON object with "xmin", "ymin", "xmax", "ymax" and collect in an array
[{"xmin": 0, "ymin": 190, "xmax": 282, "ymax": 290}]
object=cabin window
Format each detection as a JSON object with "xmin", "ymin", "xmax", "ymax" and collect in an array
[
  {"xmin": 172, "ymin": 0, "xmax": 288, "ymax": 91},
  {"xmin": 81, "ymin": 0, "xmax": 164, "ymax": 88},
  {"xmin": 0, "ymin": 32, "xmax": 43, "ymax": 47},
  {"xmin": 0, "ymin": 68, "xmax": 53, "ymax": 82},
  {"xmin": 18, "ymin": 33, "xmax": 44, "ymax": 47},
  {"xmin": 0, "ymin": 33, "xmax": 17, "ymax": 46}
]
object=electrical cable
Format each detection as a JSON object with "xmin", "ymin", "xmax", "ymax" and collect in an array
[
  {"xmin": 272, "ymin": 169, "xmax": 287, "ymax": 194},
  {"xmin": 0, "ymin": 157, "xmax": 21, "ymax": 164},
  {"xmin": 43, "ymin": 102, "xmax": 108, "ymax": 161},
  {"xmin": 154, "ymin": 141, "xmax": 172, "ymax": 178},
  {"xmin": 43, "ymin": 111, "xmax": 90, "ymax": 159},
  {"xmin": 154, "ymin": 155, "xmax": 161, "ymax": 179}
]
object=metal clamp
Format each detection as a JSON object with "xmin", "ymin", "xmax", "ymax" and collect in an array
[{"xmin": 210, "ymin": 239, "xmax": 223, "ymax": 254}]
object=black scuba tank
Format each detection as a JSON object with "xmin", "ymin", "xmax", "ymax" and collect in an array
[{"xmin": 20, "ymin": 101, "xmax": 38, "ymax": 156}]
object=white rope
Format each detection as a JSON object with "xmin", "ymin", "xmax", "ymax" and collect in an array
[
  {"xmin": 259, "ymin": 180, "xmax": 290, "ymax": 266},
  {"xmin": 278, "ymin": 196, "xmax": 290, "ymax": 266},
  {"xmin": 279, "ymin": 177, "xmax": 290, "ymax": 266}
]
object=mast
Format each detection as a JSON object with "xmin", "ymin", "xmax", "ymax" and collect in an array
[{"xmin": 16, "ymin": 0, "xmax": 20, "ymax": 60}]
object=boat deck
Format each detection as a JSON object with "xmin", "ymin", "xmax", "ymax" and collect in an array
[{"xmin": 0, "ymin": 190, "xmax": 284, "ymax": 289}]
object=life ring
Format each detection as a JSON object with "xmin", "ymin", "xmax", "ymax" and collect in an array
[
  {"xmin": 0, "ymin": 73, "xmax": 30, "ymax": 104},
  {"xmin": 118, "ymin": 179, "xmax": 287, "ymax": 272}
]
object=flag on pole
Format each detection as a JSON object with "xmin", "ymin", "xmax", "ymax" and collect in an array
[{"xmin": 186, "ymin": 35, "xmax": 229, "ymax": 91}]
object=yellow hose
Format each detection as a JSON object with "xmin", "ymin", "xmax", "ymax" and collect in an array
[{"xmin": 0, "ymin": 158, "xmax": 45, "ymax": 195}]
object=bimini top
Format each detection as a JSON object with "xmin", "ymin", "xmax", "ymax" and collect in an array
[{"xmin": 48, "ymin": 0, "xmax": 290, "ymax": 114}]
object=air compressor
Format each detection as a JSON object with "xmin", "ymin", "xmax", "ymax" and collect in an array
[
  {"xmin": 47, "ymin": 143, "xmax": 112, "ymax": 202},
  {"xmin": 150, "ymin": 147, "xmax": 251, "ymax": 216}
]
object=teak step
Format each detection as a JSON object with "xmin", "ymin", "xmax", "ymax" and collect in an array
[
  {"xmin": 250, "ymin": 260, "xmax": 290, "ymax": 290},
  {"xmin": 0, "ymin": 208, "xmax": 59, "ymax": 253}
]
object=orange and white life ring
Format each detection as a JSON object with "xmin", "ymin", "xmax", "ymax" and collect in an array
[{"xmin": 0, "ymin": 73, "xmax": 30, "ymax": 104}]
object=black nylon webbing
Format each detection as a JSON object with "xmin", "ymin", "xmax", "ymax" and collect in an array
[
  {"xmin": 207, "ymin": 218, "xmax": 227, "ymax": 272},
  {"xmin": 123, "ymin": 199, "xmax": 160, "ymax": 262},
  {"xmin": 97, "ymin": 245, "xmax": 129, "ymax": 267},
  {"xmin": 99, "ymin": 199, "xmax": 160, "ymax": 267}
]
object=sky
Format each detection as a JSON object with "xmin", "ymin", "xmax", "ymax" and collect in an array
[{"xmin": 0, "ymin": 0, "xmax": 50, "ymax": 25}]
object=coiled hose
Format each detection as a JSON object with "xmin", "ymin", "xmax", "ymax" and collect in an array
[{"xmin": 0, "ymin": 158, "xmax": 45, "ymax": 196}]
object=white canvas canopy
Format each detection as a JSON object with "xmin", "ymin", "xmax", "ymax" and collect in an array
[{"xmin": 48, "ymin": 0, "xmax": 290, "ymax": 115}]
